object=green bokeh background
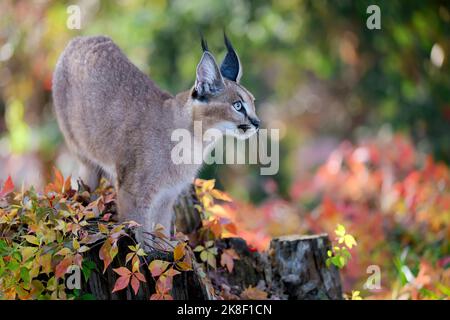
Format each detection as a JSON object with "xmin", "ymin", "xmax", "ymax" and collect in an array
[{"xmin": 0, "ymin": 0, "xmax": 448, "ymax": 203}]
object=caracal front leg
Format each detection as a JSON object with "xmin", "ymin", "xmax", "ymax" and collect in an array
[
  {"xmin": 78, "ymin": 160, "xmax": 101, "ymax": 192},
  {"xmin": 116, "ymin": 188, "xmax": 178, "ymax": 251}
]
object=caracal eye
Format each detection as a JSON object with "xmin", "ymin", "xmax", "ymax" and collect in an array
[{"xmin": 233, "ymin": 101, "xmax": 243, "ymax": 111}]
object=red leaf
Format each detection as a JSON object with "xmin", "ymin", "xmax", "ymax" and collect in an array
[
  {"xmin": 150, "ymin": 293, "xmax": 173, "ymax": 300},
  {"xmin": 130, "ymin": 276, "xmax": 140, "ymax": 295},
  {"xmin": 73, "ymin": 253, "xmax": 83, "ymax": 268},
  {"xmin": 240, "ymin": 286, "xmax": 268, "ymax": 300},
  {"xmin": 54, "ymin": 167, "xmax": 64, "ymax": 189},
  {"xmin": 149, "ymin": 260, "xmax": 170, "ymax": 277},
  {"xmin": 99, "ymin": 239, "xmax": 113, "ymax": 273},
  {"xmin": 63, "ymin": 175, "xmax": 72, "ymax": 193},
  {"xmin": 113, "ymin": 267, "xmax": 131, "ymax": 277},
  {"xmin": 0, "ymin": 176, "xmax": 14, "ymax": 198},
  {"xmin": 220, "ymin": 249, "xmax": 240, "ymax": 273},
  {"xmin": 55, "ymin": 256, "xmax": 73, "ymax": 278},
  {"xmin": 164, "ymin": 267, "xmax": 181, "ymax": 277},
  {"xmin": 102, "ymin": 213, "xmax": 113, "ymax": 222},
  {"xmin": 134, "ymin": 271, "xmax": 146, "ymax": 282},
  {"xmin": 45, "ymin": 167, "xmax": 65, "ymax": 193},
  {"xmin": 112, "ymin": 276, "xmax": 130, "ymax": 293},
  {"xmin": 156, "ymin": 276, "xmax": 173, "ymax": 294}
]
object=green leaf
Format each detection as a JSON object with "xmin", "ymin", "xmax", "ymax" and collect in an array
[
  {"xmin": 200, "ymin": 250, "xmax": 208, "ymax": 262},
  {"xmin": 7, "ymin": 259, "xmax": 20, "ymax": 271},
  {"xmin": 193, "ymin": 245, "xmax": 204, "ymax": 252},
  {"xmin": 82, "ymin": 260, "xmax": 97, "ymax": 282},
  {"xmin": 20, "ymin": 267, "xmax": 30, "ymax": 283},
  {"xmin": 22, "ymin": 235, "xmax": 40, "ymax": 246},
  {"xmin": 207, "ymin": 253, "xmax": 216, "ymax": 269}
]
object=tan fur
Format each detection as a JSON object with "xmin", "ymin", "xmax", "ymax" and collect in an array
[{"xmin": 52, "ymin": 35, "xmax": 259, "ymax": 238}]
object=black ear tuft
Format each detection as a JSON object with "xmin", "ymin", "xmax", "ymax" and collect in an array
[
  {"xmin": 201, "ymin": 35, "xmax": 209, "ymax": 52},
  {"xmin": 220, "ymin": 32, "xmax": 242, "ymax": 82}
]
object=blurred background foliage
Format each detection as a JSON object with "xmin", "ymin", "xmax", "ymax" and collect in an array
[{"xmin": 0, "ymin": 0, "xmax": 449, "ymax": 299}]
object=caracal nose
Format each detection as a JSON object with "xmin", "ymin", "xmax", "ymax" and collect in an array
[{"xmin": 250, "ymin": 117, "xmax": 260, "ymax": 129}]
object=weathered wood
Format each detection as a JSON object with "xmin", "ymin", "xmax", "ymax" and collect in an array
[
  {"xmin": 212, "ymin": 235, "xmax": 342, "ymax": 300},
  {"xmin": 83, "ymin": 235, "xmax": 209, "ymax": 300},
  {"xmin": 269, "ymin": 234, "xmax": 342, "ymax": 300}
]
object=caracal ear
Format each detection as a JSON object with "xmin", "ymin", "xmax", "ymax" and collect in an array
[
  {"xmin": 195, "ymin": 50, "xmax": 225, "ymax": 97},
  {"xmin": 220, "ymin": 32, "xmax": 242, "ymax": 83}
]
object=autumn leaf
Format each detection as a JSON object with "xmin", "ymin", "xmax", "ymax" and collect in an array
[
  {"xmin": 20, "ymin": 246, "xmax": 37, "ymax": 262},
  {"xmin": 113, "ymin": 267, "xmax": 131, "ymax": 277},
  {"xmin": 22, "ymin": 235, "xmax": 40, "ymax": 246},
  {"xmin": 176, "ymin": 261, "xmax": 192, "ymax": 271},
  {"xmin": 130, "ymin": 276, "xmax": 140, "ymax": 295},
  {"xmin": 173, "ymin": 242, "xmax": 186, "ymax": 261},
  {"xmin": 210, "ymin": 189, "xmax": 232, "ymax": 202},
  {"xmin": 130, "ymin": 272, "xmax": 146, "ymax": 295},
  {"xmin": 111, "ymin": 267, "xmax": 132, "ymax": 293},
  {"xmin": 152, "ymin": 223, "xmax": 168, "ymax": 239},
  {"xmin": 64, "ymin": 175, "xmax": 72, "ymax": 193},
  {"xmin": 149, "ymin": 260, "xmax": 170, "ymax": 277},
  {"xmin": 38, "ymin": 253, "xmax": 52, "ymax": 274},
  {"xmin": 150, "ymin": 293, "xmax": 173, "ymax": 300},
  {"xmin": 73, "ymin": 253, "xmax": 83, "ymax": 267},
  {"xmin": 55, "ymin": 247, "xmax": 72, "ymax": 256},
  {"xmin": 45, "ymin": 167, "xmax": 65, "ymax": 193},
  {"xmin": 99, "ymin": 239, "xmax": 118, "ymax": 273},
  {"xmin": 202, "ymin": 218, "xmax": 222, "ymax": 238},
  {"xmin": 240, "ymin": 286, "xmax": 268, "ymax": 300},
  {"xmin": 351, "ymin": 290, "xmax": 363, "ymax": 300},
  {"xmin": 156, "ymin": 275, "xmax": 173, "ymax": 294},
  {"xmin": 112, "ymin": 276, "xmax": 130, "ymax": 293},
  {"xmin": 55, "ymin": 256, "xmax": 73, "ymax": 278},
  {"xmin": 343, "ymin": 234, "xmax": 357, "ymax": 249},
  {"xmin": 98, "ymin": 223, "xmax": 109, "ymax": 234},
  {"xmin": 131, "ymin": 255, "xmax": 140, "ymax": 273},
  {"xmin": 164, "ymin": 267, "xmax": 181, "ymax": 277},
  {"xmin": 335, "ymin": 224, "xmax": 346, "ymax": 238},
  {"xmin": 220, "ymin": 249, "xmax": 240, "ymax": 273},
  {"xmin": 0, "ymin": 176, "xmax": 14, "ymax": 198}
]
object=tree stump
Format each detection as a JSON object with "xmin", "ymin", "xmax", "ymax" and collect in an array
[
  {"xmin": 83, "ymin": 236, "xmax": 211, "ymax": 300},
  {"xmin": 269, "ymin": 235, "xmax": 342, "ymax": 300},
  {"xmin": 80, "ymin": 190, "xmax": 343, "ymax": 300}
]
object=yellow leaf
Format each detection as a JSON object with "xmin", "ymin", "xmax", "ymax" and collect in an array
[
  {"xmin": 207, "ymin": 205, "xmax": 230, "ymax": 218},
  {"xmin": 202, "ymin": 179, "xmax": 216, "ymax": 192},
  {"xmin": 39, "ymin": 253, "xmax": 52, "ymax": 274},
  {"xmin": 98, "ymin": 223, "xmax": 109, "ymax": 234},
  {"xmin": 351, "ymin": 290, "xmax": 363, "ymax": 300},
  {"xmin": 176, "ymin": 261, "xmax": 192, "ymax": 271},
  {"xmin": 335, "ymin": 224, "xmax": 346, "ymax": 237},
  {"xmin": 22, "ymin": 235, "xmax": 40, "ymax": 246},
  {"xmin": 210, "ymin": 189, "xmax": 232, "ymax": 202},
  {"xmin": 56, "ymin": 247, "xmax": 72, "ymax": 256},
  {"xmin": 173, "ymin": 242, "xmax": 186, "ymax": 261},
  {"xmin": 149, "ymin": 260, "xmax": 170, "ymax": 277},
  {"xmin": 20, "ymin": 247, "xmax": 37, "ymax": 262},
  {"xmin": 132, "ymin": 255, "xmax": 140, "ymax": 273},
  {"xmin": 344, "ymin": 234, "xmax": 357, "ymax": 249},
  {"xmin": 73, "ymin": 238, "xmax": 80, "ymax": 250}
]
